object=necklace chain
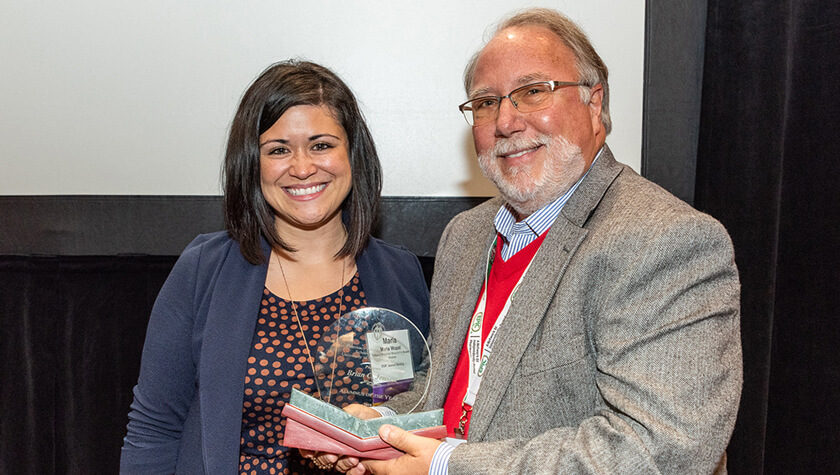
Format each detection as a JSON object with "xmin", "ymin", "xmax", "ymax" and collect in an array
[{"xmin": 276, "ymin": 254, "xmax": 345, "ymax": 403}]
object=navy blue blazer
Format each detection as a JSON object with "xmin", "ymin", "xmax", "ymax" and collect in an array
[{"xmin": 121, "ymin": 232, "xmax": 430, "ymax": 474}]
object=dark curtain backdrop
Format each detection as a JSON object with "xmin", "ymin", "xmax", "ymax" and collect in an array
[
  {"xmin": 697, "ymin": 0, "xmax": 840, "ymax": 473},
  {"xmin": 0, "ymin": 257, "xmax": 174, "ymax": 474}
]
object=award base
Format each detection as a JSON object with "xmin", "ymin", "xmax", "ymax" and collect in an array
[{"xmin": 281, "ymin": 389, "xmax": 446, "ymax": 460}]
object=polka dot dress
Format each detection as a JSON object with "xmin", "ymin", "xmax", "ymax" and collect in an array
[{"xmin": 238, "ymin": 272, "xmax": 367, "ymax": 475}]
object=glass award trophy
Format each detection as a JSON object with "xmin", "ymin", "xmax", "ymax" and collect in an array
[
  {"xmin": 281, "ymin": 307, "xmax": 445, "ymax": 459},
  {"xmin": 312, "ymin": 307, "xmax": 430, "ymax": 410}
]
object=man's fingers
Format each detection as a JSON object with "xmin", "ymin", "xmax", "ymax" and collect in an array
[
  {"xmin": 378, "ymin": 425, "xmax": 413, "ymax": 451},
  {"xmin": 365, "ymin": 425, "xmax": 443, "ymax": 474},
  {"xmin": 361, "ymin": 428, "xmax": 410, "ymax": 475}
]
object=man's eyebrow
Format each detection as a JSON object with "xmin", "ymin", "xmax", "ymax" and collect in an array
[
  {"xmin": 517, "ymin": 73, "xmax": 551, "ymax": 84},
  {"xmin": 468, "ymin": 87, "xmax": 494, "ymax": 99}
]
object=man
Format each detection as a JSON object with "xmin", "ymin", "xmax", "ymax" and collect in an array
[{"xmin": 325, "ymin": 8, "xmax": 742, "ymax": 474}]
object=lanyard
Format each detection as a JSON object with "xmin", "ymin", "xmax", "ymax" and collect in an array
[{"xmin": 457, "ymin": 237, "xmax": 535, "ymax": 436}]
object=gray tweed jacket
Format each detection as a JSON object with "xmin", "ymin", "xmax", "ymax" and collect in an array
[{"xmin": 392, "ymin": 145, "xmax": 742, "ymax": 474}]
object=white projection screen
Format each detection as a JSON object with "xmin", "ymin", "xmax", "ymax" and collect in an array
[{"xmin": 0, "ymin": 1, "xmax": 644, "ymax": 196}]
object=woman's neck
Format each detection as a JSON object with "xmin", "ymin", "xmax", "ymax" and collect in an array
[
  {"xmin": 273, "ymin": 215, "xmax": 347, "ymax": 264},
  {"xmin": 266, "ymin": 214, "xmax": 355, "ymax": 301}
]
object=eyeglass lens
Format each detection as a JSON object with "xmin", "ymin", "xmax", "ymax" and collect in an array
[{"xmin": 465, "ymin": 82, "xmax": 555, "ymax": 126}]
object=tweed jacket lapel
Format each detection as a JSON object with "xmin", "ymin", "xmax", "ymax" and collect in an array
[
  {"xmin": 466, "ymin": 145, "xmax": 623, "ymax": 441},
  {"xmin": 427, "ymin": 213, "xmax": 498, "ymax": 408},
  {"xmin": 560, "ymin": 146, "xmax": 624, "ymax": 227}
]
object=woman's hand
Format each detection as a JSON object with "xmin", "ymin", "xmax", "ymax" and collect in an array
[{"xmin": 300, "ymin": 403, "xmax": 382, "ymax": 473}]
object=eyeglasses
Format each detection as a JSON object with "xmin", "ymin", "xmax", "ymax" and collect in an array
[{"xmin": 458, "ymin": 80, "xmax": 588, "ymax": 126}]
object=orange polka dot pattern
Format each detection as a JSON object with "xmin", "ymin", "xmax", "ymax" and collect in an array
[{"xmin": 238, "ymin": 273, "xmax": 366, "ymax": 475}]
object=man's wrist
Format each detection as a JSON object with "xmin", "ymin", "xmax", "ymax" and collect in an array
[{"xmin": 429, "ymin": 441, "xmax": 455, "ymax": 475}]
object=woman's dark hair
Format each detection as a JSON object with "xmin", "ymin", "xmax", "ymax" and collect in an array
[{"xmin": 223, "ymin": 60, "xmax": 382, "ymax": 264}]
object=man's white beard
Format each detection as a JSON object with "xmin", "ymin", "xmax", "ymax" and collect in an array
[{"xmin": 478, "ymin": 134, "xmax": 587, "ymax": 217}]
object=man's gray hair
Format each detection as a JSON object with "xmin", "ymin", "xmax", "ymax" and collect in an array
[{"xmin": 463, "ymin": 8, "xmax": 612, "ymax": 134}]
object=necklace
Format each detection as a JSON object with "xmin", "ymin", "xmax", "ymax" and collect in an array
[{"xmin": 276, "ymin": 253, "xmax": 345, "ymax": 403}]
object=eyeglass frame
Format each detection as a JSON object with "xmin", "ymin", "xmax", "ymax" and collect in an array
[{"xmin": 458, "ymin": 80, "xmax": 589, "ymax": 126}]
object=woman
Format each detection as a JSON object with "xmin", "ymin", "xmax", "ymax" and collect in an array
[{"xmin": 120, "ymin": 60, "xmax": 430, "ymax": 474}]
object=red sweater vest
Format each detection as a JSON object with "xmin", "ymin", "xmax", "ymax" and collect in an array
[{"xmin": 442, "ymin": 231, "xmax": 548, "ymax": 437}]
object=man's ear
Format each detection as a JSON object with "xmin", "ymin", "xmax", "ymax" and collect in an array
[{"xmin": 587, "ymin": 84, "xmax": 604, "ymax": 133}]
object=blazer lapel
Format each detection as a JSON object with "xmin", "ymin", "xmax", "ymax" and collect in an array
[
  {"xmin": 467, "ymin": 146, "xmax": 623, "ymax": 441},
  {"xmin": 427, "ymin": 206, "xmax": 499, "ymax": 409},
  {"xmin": 199, "ymin": 240, "xmax": 269, "ymax": 473},
  {"xmin": 467, "ymin": 219, "xmax": 587, "ymax": 440},
  {"xmin": 561, "ymin": 145, "xmax": 623, "ymax": 228}
]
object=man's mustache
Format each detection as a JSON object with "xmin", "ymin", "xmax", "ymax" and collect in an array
[{"xmin": 489, "ymin": 134, "xmax": 552, "ymax": 158}]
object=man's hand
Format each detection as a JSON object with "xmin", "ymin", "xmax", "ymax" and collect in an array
[
  {"xmin": 301, "ymin": 403, "xmax": 382, "ymax": 474},
  {"xmin": 362, "ymin": 424, "xmax": 442, "ymax": 475}
]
